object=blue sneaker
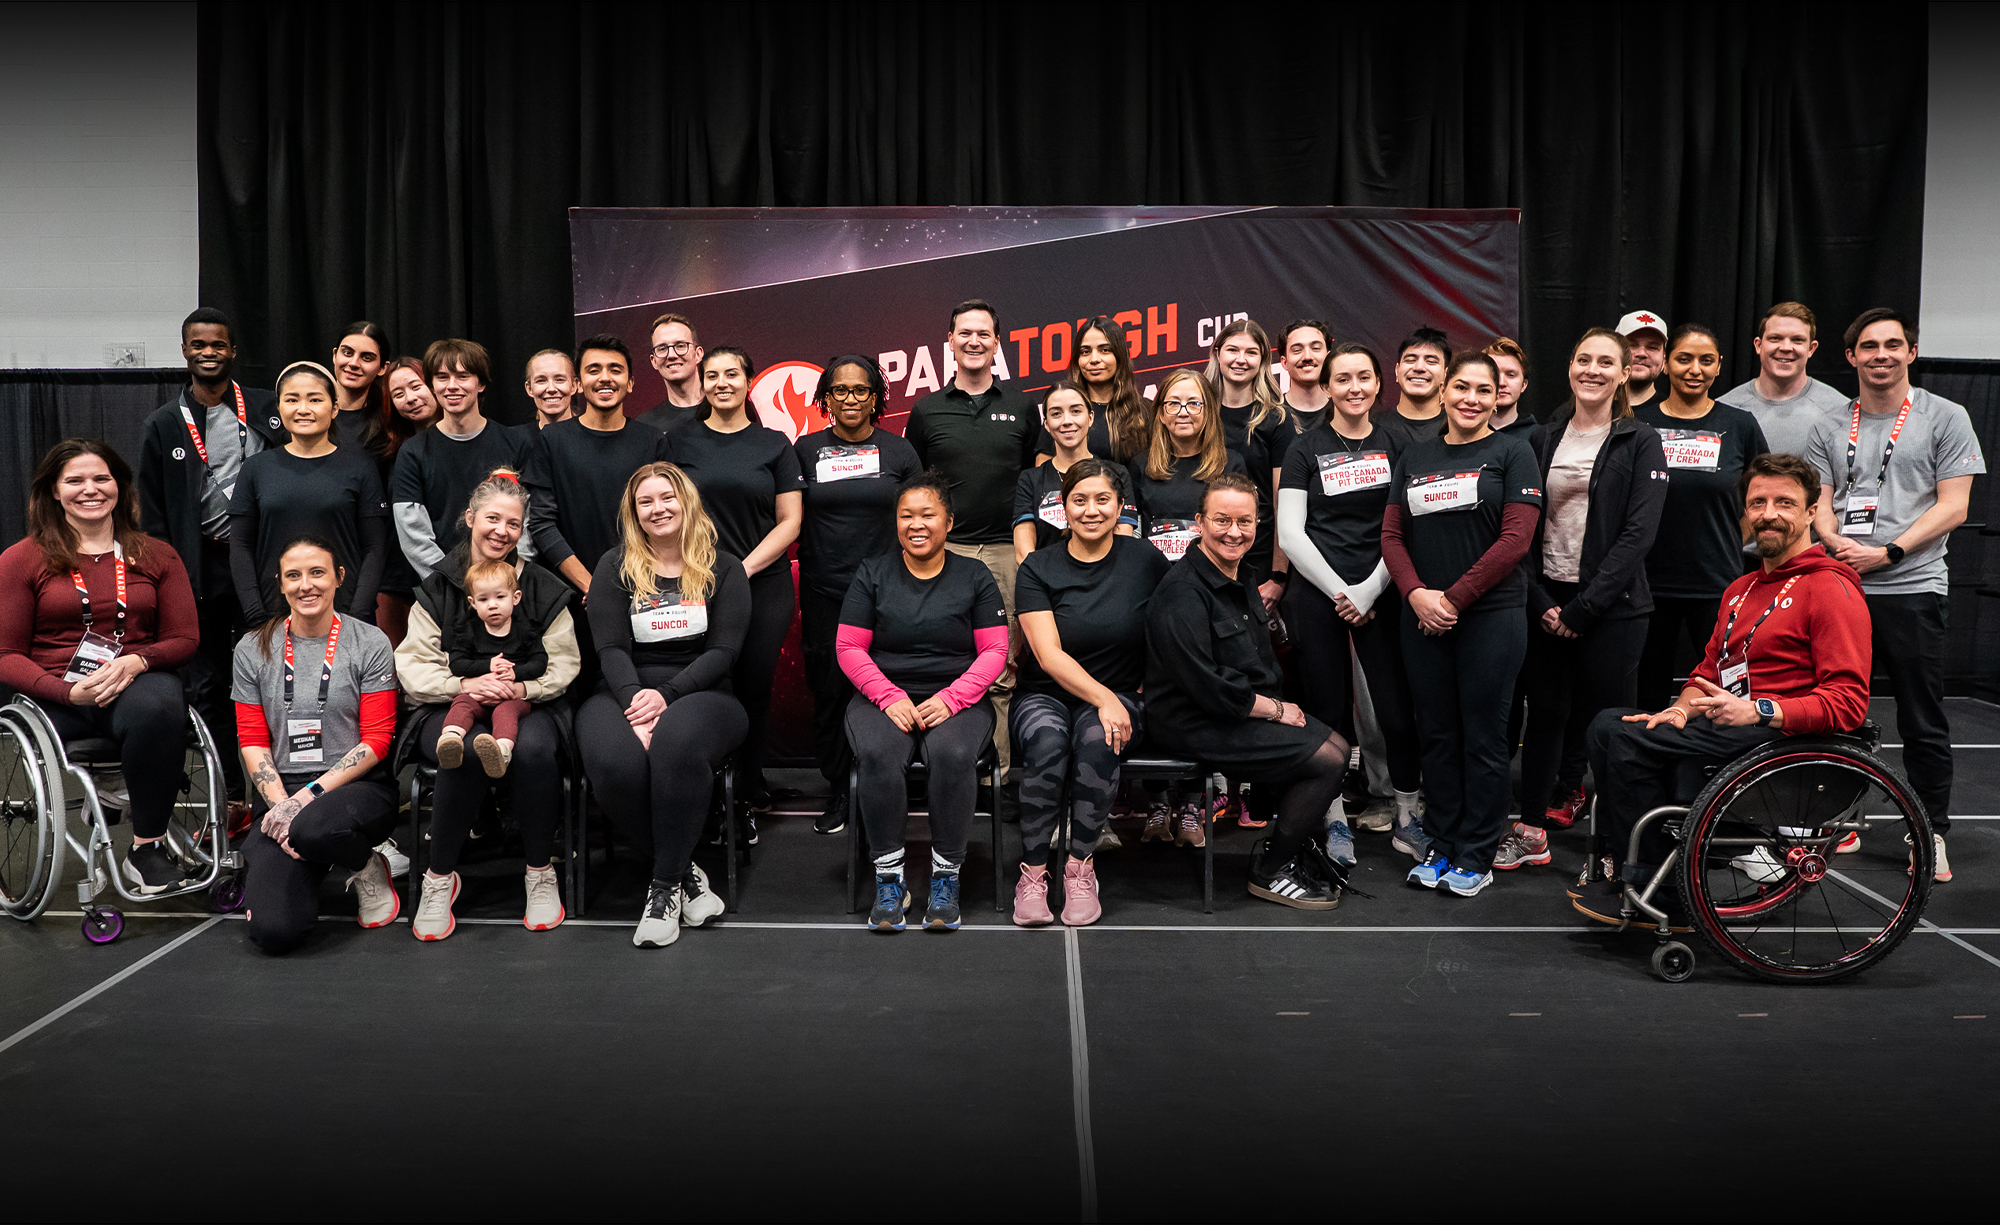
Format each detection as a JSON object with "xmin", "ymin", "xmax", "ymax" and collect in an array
[
  {"xmin": 1407, "ymin": 850, "xmax": 1449, "ymax": 889},
  {"xmin": 869, "ymin": 875, "xmax": 909, "ymax": 932},
  {"xmin": 926, "ymin": 872, "xmax": 962, "ymax": 931},
  {"xmin": 1324, "ymin": 819, "xmax": 1358, "ymax": 868},
  {"xmin": 1392, "ymin": 809, "xmax": 1432, "ymax": 862},
  {"xmin": 1441, "ymin": 864, "xmax": 1493, "ymax": 897}
]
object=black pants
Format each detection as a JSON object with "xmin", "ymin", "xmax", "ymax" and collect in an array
[
  {"xmin": 1011, "ymin": 692, "xmax": 1139, "ymax": 866},
  {"xmin": 798, "ymin": 582, "xmax": 853, "ymax": 788},
  {"xmin": 1401, "ymin": 602, "xmax": 1525, "ymax": 874},
  {"xmin": 1520, "ymin": 583, "xmax": 1648, "ymax": 822},
  {"xmin": 1283, "ymin": 580, "xmax": 1421, "ymax": 792},
  {"xmin": 1586, "ymin": 709, "xmax": 1779, "ymax": 872},
  {"xmin": 241, "ymin": 773, "xmax": 399, "ymax": 954},
  {"xmin": 417, "ymin": 705, "xmax": 564, "ymax": 874},
  {"xmin": 1868, "ymin": 592, "xmax": 1953, "ymax": 832},
  {"xmin": 40, "ymin": 671, "xmax": 187, "ymax": 838},
  {"xmin": 578, "ymin": 688, "xmax": 747, "ymax": 881},
  {"xmin": 733, "ymin": 564, "xmax": 796, "ymax": 799},
  {"xmin": 847, "ymin": 693, "xmax": 993, "ymax": 867},
  {"xmin": 1637, "ymin": 595, "xmax": 1722, "ymax": 711},
  {"xmin": 186, "ymin": 537, "xmax": 246, "ymax": 792}
]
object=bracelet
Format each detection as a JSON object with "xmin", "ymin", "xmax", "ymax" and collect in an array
[{"xmin": 1665, "ymin": 706, "xmax": 1689, "ymax": 723}]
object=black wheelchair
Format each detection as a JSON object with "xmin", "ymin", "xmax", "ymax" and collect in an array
[{"xmin": 1582, "ymin": 722, "xmax": 1935, "ymax": 984}]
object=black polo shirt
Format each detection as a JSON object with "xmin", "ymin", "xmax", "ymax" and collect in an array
[{"xmin": 904, "ymin": 381, "xmax": 1039, "ymax": 545}]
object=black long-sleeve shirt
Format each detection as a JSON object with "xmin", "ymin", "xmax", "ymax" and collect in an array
[
  {"xmin": 1144, "ymin": 546, "xmax": 1283, "ymax": 732},
  {"xmin": 523, "ymin": 417, "xmax": 672, "ymax": 573},
  {"xmin": 227, "ymin": 444, "xmax": 389, "ymax": 621},
  {"xmin": 586, "ymin": 547, "xmax": 750, "ymax": 706}
]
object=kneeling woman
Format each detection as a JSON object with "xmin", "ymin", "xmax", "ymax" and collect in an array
[
  {"xmin": 1145, "ymin": 473, "xmax": 1351, "ymax": 910},
  {"xmin": 579, "ymin": 463, "xmax": 750, "ymax": 948},
  {"xmin": 839, "ymin": 473, "xmax": 1009, "ymax": 933},
  {"xmin": 1011, "ymin": 459, "xmax": 1170, "ymax": 926},
  {"xmin": 233, "ymin": 537, "xmax": 400, "ymax": 953}
]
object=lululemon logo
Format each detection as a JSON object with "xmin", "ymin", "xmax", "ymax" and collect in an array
[
  {"xmin": 749, "ymin": 361, "xmax": 825, "ymax": 442},
  {"xmin": 173, "ymin": 447, "xmax": 186, "ymax": 460}
]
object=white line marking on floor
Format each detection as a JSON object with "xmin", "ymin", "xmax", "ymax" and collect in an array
[
  {"xmin": 0, "ymin": 916, "xmax": 222, "ymax": 1058},
  {"xmin": 1881, "ymin": 744, "xmax": 2000, "ymax": 749},
  {"xmin": 1065, "ymin": 926, "xmax": 1099, "ymax": 1224},
  {"xmin": 1827, "ymin": 870, "xmax": 2000, "ymax": 972}
]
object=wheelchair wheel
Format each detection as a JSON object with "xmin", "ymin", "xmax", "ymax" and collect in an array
[
  {"xmin": 0, "ymin": 706, "xmax": 62, "ymax": 920},
  {"xmin": 1677, "ymin": 739, "xmax": 1932, "ymax": 983}
]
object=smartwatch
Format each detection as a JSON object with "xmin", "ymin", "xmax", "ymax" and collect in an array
[
  {"xmin": 1884, "ymin": 542, "xmax": 1905, "ymax": 566},
  {"xmin": 1754, "ymin": 698, "xmax": 1778, "ymax": 727},
  {"xmin": 306, "ymin": 781, "xmax": 325, "ymax": 798}
]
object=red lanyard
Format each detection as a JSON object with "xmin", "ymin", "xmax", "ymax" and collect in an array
[
  {"xmin": 70, "ymin": 549, "xmax": 128, "ymax": 642},
  {"xmin": 1721, "ymin": 575, "xmax": 1801, "ymax": 666},
  {"xmin": 282, "ymin": 615, "xmax": 342, "ymax": 710},
  {"xmin": 179, "ymin": 383, "xmax": 249, "ymax": 466},
  {"xmin": 1844, "ymin": 395, "xmax": 1910, "ymax": 489}
]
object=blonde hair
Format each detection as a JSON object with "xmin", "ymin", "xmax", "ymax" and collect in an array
[
  {"xmin": 464, "ymin": 558, "xmax": 518, "ymax": 595},
  {"xmin": 617, "ymin": 462, "xmax": 717, "ymax": 604},
  {"xmin": 1202, "ymin": 318, "xmax": 1285, "ymax": 432},
  {"xmin": 1145, "ymin": 369, "xmax": 1230, "ymax": 483}
]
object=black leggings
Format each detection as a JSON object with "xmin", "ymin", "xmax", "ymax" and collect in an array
[
  {"xmin": 732, "ymin": 564, "xmax": 796, "ymax": 798},
  {"xmin": 1521, "ymin": 582, "xmax": 1648, "ymax": 822},
  {"xmin": 1637, "ymin": 595, "xmax": 1721, "ymax": 711},
  {"xmin": 40, "ymin": 671, "xmax": 187, "ymax": 838},
  {"xmin": 1011, "ymin": 692, "xmax": 1140, "ymax": 866},
  {"xmin": 1255, "ymin": 731, "xmax": 1351, "ymax": 865},
  {"xmin": 417, "ymin": 705, "xmax": 564, "ymax": 874},
  {"xmin": 242, "ymin": 773, "xmax": 399, "ymax": 954},
  {"xmin": 847, "ymin": 693, "xmax": 993, "ymax": 867},
  {"xmin": 1401, "ymin": 602, "xmax": 1526, "ymax": 874},
  {"xmin": 1282, "ymin": 580, "xmax": 1422, "ymax": 792},
  {"xmin": 798, "ymin": 582, "xmax": 853, "ymax": 787},
  {"xmin": 578, "ymin": 688, "xmax": 747, "ymax": 881}
]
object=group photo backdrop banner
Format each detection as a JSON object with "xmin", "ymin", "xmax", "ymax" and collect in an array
[{"xmin": 571, "ymin": 205, "xmax": 1519, "ymax": 760}]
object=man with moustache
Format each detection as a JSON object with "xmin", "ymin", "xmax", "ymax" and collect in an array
[
  {"xmin": 635, "ymin": 313, "xmax": 705, "ymax": 436},
  {"xmin": 1718, "ymin": 302, "xmax": 1852, "ymax": 460}
]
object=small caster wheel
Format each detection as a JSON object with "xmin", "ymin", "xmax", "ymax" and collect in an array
[
  {"xmin": 1652, "ymin": 941, "xmax": 1695, "ymax": 983},
  {"xmin": 82, "ymin": 908, "xmax": 124, "ymax": 945},
  {"xmin": 210, "ymin": 876, "xmax": 245, "ymax": 914}
]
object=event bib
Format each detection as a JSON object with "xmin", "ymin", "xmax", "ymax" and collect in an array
[
  {"xmin": 1147, "ymin": 519, "xmax": 1199, "ymax": 559},
  {"xmin": 1037, "ymin": 490, "xmax": 1067, "ymax": 531},
  {"xmin": 1407, "ymin": 471, "xmax": 1483, "ymax": 516},
  {"xmin": 1658, "ymin": 429, "xmax": 1722, "ymax": 471},
  {"xmin": 1317, "ymin": 451, "xmax": 1392, "ymax": 496},
  {"xmin": 1840, "ymin": 492, "xmax": 1879, "ymax": 538},
  {"xmin": 631, "ymin": 592, "xmax": 709, "ymax": 642},
  {"xmin": 815, "ymin": 445, "xmax": 881, "ymax": 483}
]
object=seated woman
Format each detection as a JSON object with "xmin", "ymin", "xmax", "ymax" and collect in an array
[
  {"xmin": 1144, "ymin": 472, "xmax": 1351, "ymax": 910},
  {"xmin": 395, "ymin": 468, "xmax": 579, "ymax": 940},
  {"xmin": 0, "ymin": 440, "xmax": 200, "ymax": 894},
  {"xmin": 578, "ymin": 462, "xmax": 750, "ymax": 949},
  {"xmin": 839, "ymin": 472, "xmax": 1009, "ymax": 933},
  {"xmin": 1011, "ymin": 459, "xmax": 1170, "ymax": 927},
  {"xmin": 232, "ymin": 537, "xmax": 400, "ymax": 953}
]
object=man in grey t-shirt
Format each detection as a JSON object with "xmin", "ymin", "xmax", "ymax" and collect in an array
[
  {"xmin": 1718, "ymin": 301, "xmax": 1851, "ymax": 459},
  {"xmin": 1808, "ymin": 308, "xmax": 1985, "ymax": 881}
]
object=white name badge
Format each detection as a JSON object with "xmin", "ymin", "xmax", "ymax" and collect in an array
[
  {"xmin": 1659, "ymin": 430, "xmax": 1722, "ymax": 471},
  {"xmin": 1407, "ymin": 471, "xmax": 1482, "ymax": 516},
  {"xmin": 1840, "ymin": 493, "xmax": 1879, "ymax": 538},
  {"xmin": 1719, "ymin": 660, "xmax": 1749, "ymax": 698},
  {"xmin": 1318, "ymin": 451, "xmax": 1392, "ymax": 496},
  {"xmin": 816, "ymin": 445, "xmax": 881, "ymax": 483},
  {"xmin": 286, "ymin": 717, "xmax": 325, "ymax": 764},
  {"xmin": 62, "ymin": 630, "xmax": 122, "ymax": 683},
  {"xmin": 632, "ymin": 593, "xmax": 709, "ymax": 643},
  {"xmin": 1147, "ymin": 520, "xmax": 1199, "ymax": 559},
  {"xmin": 1037, "ymin": 491, "xmax": 1068, "ymax": 531}
]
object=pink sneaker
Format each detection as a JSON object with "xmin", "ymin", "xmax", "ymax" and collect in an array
[
  {"xmin": 1062, "ymin": 857, "xmax": 1102, "ymax": 926},
  {"xmin": 1013, "ymin": 864, "xmax": 1054, "ymax": 927}
]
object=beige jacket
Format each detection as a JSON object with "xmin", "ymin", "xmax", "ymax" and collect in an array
[{"xmin": 394, "ymin": 604, "xmax": 581, "ymax": 706}]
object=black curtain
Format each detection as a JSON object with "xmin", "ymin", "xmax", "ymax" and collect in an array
[
  {"xmin": 198, "ymin": 2, "xmax": 1926, "ymax": 421},
  {"xmin": 0, "ymin": 370, "xmax": 188, "ymax": 548}
]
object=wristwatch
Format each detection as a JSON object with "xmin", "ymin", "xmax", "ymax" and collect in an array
[
  {"xmin": 306, "ymin": 781, "xmax": 325, "ymax": 798},
  {"xmin": 1884, "ymin": 542, "xmax": 1905, "ymax": 566},
  {"xmin": 1754, "ymin": 698, "xmax": 1778, "ymax": 727}
]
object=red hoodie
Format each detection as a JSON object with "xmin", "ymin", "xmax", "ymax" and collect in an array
[{"xmin": 1690, "ymin": 548, "xmax": 1871, "ymax": 735}]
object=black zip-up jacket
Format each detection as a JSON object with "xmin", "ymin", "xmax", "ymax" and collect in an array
[
  {"xmin": 1523, "ymin": 405, "xmax": 1669, "ymax": 631},
  {"xmin": 138, "ymin": 383, "xmax": 286, "ymax": 598}
]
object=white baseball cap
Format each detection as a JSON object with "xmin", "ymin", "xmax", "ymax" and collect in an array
[{"xmin": 1615, "ymin": 309, "xmax": 1668, "ymax": 339}]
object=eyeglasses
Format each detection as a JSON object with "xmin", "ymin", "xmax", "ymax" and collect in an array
[
  {"xmin": 652, "ymin": 341, "xmax": 694, "ymax": 358},
  {"xmin": 1162, "ymin": 400, "xmax": 1203, "ymax": 416},
  {"xmin": 1204, "ymin": 516, "xmax": 1256, "ymax": 531},
  {"xmin": 825, "ymin": 386, "xmax": 876, "ymax": 403}
]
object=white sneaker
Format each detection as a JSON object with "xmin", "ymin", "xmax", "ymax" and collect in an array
[
  {"xmin": 523, "ymin": 864, "xmax": 564, "ymax": 930},
  {"xmin": 1731, "ymin": 845, "xmax": 1786, "ymax": 884},
  {"xmin": 1902, "ymin": 832, "xmax": 1952, "ymax": 883},
  {"xmin": 375, "ymin": 839, "xmax": 410, "ymax": 878},
  {"xmin": 679, "ymin": 863, "xmax": 725, "ymax": 928},
  {"xmin": 413, "ymin": 871, "xmax": 460, "ymax": 940},
  {"xmin": 634, "ymin": 880, "xmax": 680, "ymax": 947},
  {"xmin": 347, "ymin": 853, "xmax": 400, "ymax": 928}
]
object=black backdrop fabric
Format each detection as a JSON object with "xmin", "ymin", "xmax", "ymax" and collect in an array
[{"xmin": 196, "ymin": 2, "xmax": 1927, "ymax": 422}]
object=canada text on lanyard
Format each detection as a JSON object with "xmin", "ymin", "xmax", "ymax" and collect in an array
[
  {"xmin": 282, "ymin": 615, "xmax": 341, "ymax": 764},
  {"xmin": 178, "ymin": 382, "xmax": 249, "ymax": 466},
  {"xmin": 1838, "ymin": 395, "xmax": 1910, "ymax": 539},
  {"xmin": 1716, "ymin": 575, "xmax": 1801, "ymax": 697},
  {"xmin": 62, "ymin": 547, "xmax": 128, "ymax": 682}
]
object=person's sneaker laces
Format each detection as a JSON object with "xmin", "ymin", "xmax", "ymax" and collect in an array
[
  {"xmin": 523, "ymin": 864, "xmax": 564, "ymax": 930},
  {"xmin": 1324, "ymin": 819, "xmax": 1357, "ymax": 868},
  {"xmin": 1407, "ymin": 849, "xmax": 1449, "ymax": 889},
  {"xmin": 411, "ymin": 870, "xmax": 459, "ymax": 940},
  {"xmin": 1907, "ymin": 832, "xmax": 1951, "ymax": 883},
  {"xmin": 869, "ymin": 875, "xmax": 910, "ymax": 932},
  {"xmin": 1391, "ymin": 811, "xmax": 1432, "ymax": 862},
  {"xmin": 1175, "ymin": 802, "xmax": 1207, "ymax": 848},
  {"xmin": 1141, "ymin": 803, "xmax": 1173, "ymax": 842},
  {"xmin": 1543, "ymin": 784, "xmax": 1587, "ymax": 829},
  {"xmin": 1248, "ymin": 854, "xmax": 1340, "ymax": 911},
  {"xmin": 346, "ymin": 852, "xmax": 400, "ymax": 928},
  {"xmin": 1440, "ymin": 864, "xmax": 1493, "ymax": 897},
  {"xmin": 121, "ymin": 841, "xmax": 190, "ymax": 896},
  {"xmin": 679, "ymin": 862, "xmax": 725, "ymax": 928},
  {"xmin": 634, "ymin": 879, "xmax": 681, "ymax": 947},
  {"xmin": 1013, "ymin": 863, "xmax": 1054, "ymax": 927},
  {"xmin": 813, "ymin": 792, "xmax": 848, "ymax": 836},
  {"xmin": 1731, "ymin": 845, "xmax": 1787, "ymax": 884},
  {"xmin": 1493, "ymin": 823, "xmax": 1552, "ymax": 870},
  {"xmin": 375, "ymin": 838, "xmax": 410, "ymax": 878},
  {"xmin": 1061, "ymin": 857, "xmax": 1102, "ymax": 926},
  {"xmin": 925, "ymin": 872, "xmax": 962, "ymax": 931}
]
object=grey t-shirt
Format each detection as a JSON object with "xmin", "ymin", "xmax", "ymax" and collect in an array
[
  {"xmin": 232, "ymin": 614, "xmax": 397, "ymax": 782},
  {"xmin": 185, "ymin": 389, "xmax": 270, "ymax": 539},
  {"xmin": 1804, "ymin": 387, "xmax": 1987, "ymax": 595},
  {"xmin": 1718, "ymin": 376, "xmax": 1850, "ymax": 460}
]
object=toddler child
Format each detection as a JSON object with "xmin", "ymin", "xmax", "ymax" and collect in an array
[{"xmin": 437, "ymin": 559, "xmax": 549, "ymax": 777}]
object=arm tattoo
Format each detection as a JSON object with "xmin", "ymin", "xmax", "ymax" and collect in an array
[
  {"xmin": 249, "ymin": 754, "xmax": 284, "ymax": 801},
  {"xmin": 330, "ymin": 743, "xmax": 370, "ymax": 772}
]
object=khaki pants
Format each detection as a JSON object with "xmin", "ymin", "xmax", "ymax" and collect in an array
[{"xmin": 945, "ymin": 539, "xmax": 1018, "ymax": 773}]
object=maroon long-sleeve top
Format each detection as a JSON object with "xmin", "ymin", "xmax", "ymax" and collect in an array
[{"xmin": 0, "ymin": 537, "xmax": 199, "ymax": 704}]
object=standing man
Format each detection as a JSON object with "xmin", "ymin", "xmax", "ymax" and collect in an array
[
  {"xmin": 390, "ymin": 339, "xmax": 536, "ymax": 583},
  {"xmin": 635, "ymin": 313, "xmax": 705, "ymax": 435},
  {"xmin": 904, "ymin": 299, "xmax": 1039, "ymax": 768},
  {"xmin": 138, "ymin": 307, "xmax": 287, "ymax": 796},
  {"xmin": 1718, "ymin": 302, "xmax": 1852, "ymax": 460},
  {"xmin": 1808, "ymin": 308, "xmax": 1985, "ymax": 882},
  {"xmin": 1616, "ymin": 310, "xmax": 1669, "ymax": 410}
]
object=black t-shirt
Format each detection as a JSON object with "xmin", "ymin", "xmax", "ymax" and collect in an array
[
  {"xmin": 1259, "ymin": 405, "xmax": 1329, "ymax": 473},
  {"xmin": 1496, "ymin": 413, "xmax": 1547, "ymax": 455},
  {"xmin": 664, "ymin": 420, "xmax": 806, "ymax": 560},
  {"xmin": 904, "ymin": 383, "xmax": 1040, "ymax": 544},
  {"xmin": 231, "ymin": 445, "xmax": 389, "ymax": 616},
  {"xmin": 1129, "ymin": 450, "xmax": 1247, "ymax": 561},
  {"xmin": 524, "ymin": 417, "xmax": 672, "ymax": 574},
  {"xmin": 1014, "ymin": 536, "xmax": 1171, "ymax": 699},
  {"xmin": 838, "ymin": 551, "xmax": 1007, "ymax": 701},
  {"xmin": 1011, "ymin": 459, "xmax": 1138, "ymax": 553},
  {"xmin": 795, "ymin": 426, "xmax": 923, "ymax": 600},
  {"xmin": 1634, "ymin": 400, "xmax": 1770, "ymax": 599},
  {"xmin": 587, "ymin": 546, "xmax": 751, "ymax": 705},
  {"xmin": 449, "ymin": 615, "xmax": 549, "ymax": 681},
  {"xmin": 634, "ymin": 399, "xmax": 702, "ymax": 437},
  {"xmin": 1220, "ymin": 402, "xmax": 1277, "ymax": 570},
  {"xmin": 1375, "ymin": 410, "xmax": 1446, "ymax": 452},
  {"xmin": 1279, "ymin": 422, "xmax": 1403, "ymax": 584},
  {"xmin": 1389, "ymin": 431, "xmax": 1544, "ymax": 611},
  {"xmin": 390, "ymin": 422, "xmax": 533, "ymax": 554},
  {"xmin": 1032, "ymin": 412, "xmax": 1114, "ymax": 462}
]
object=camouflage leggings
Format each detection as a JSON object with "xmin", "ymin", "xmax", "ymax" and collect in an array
[{"xmin": 1009, "ymin": 692, "xmax": 1142, "ymax": 867}]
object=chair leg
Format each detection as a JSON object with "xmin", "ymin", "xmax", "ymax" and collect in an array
[
  {"xmin": 1202, "ymin": 773, "xmax": 1215, "ymax": 914},
  {"xmin": 989, "ymin": 763, "xmax": 1003, "ymax": 912},
  {"xmin": 724, "ymin": 767, "xmax": 739, "ymax": 913},
  {"xmin": 574, "ymin": 776, "xmax": 590, "ymax": 919},
  {"xmin": 405, "ymin": 772, "xmax": 424, "ymax": 916},
  {"xmin": 846, "ymin": 759, "xmax": 862, "ymax": 914}
]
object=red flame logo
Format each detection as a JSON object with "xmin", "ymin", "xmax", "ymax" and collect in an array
[{"xmin": 749, "ymin": 361, "xmax": 826, "ymax": 442}]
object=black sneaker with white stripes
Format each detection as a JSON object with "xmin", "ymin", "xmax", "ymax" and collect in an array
[{"xmin": 1248, "ymin": 852, "xmax": 1341, "ymax": 911}]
